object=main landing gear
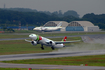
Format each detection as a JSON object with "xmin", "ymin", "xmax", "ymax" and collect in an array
[
  {"xmin": 41, "ymin": 44, "xmax": 44, "ymax": 50},
  {"xmin": 41, "ymin": 44, "xmax": 55, "ymax": 50},
  {"xmin": 51, "ymin": 46, "xmax": 55, "ymax": 50}
]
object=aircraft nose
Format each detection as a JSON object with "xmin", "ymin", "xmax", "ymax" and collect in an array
[
  {"xmin": 33, "ymin": 28, "xmax": 36, "ymax": 30},
  {"xmin": 29, "ymin": 34, "xmax": 37, "ymax": 40}
]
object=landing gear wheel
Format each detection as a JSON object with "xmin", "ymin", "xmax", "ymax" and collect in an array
[
  {"xmin": 51, "ymin": 47, "xmax": 55, "ymax": 50},
  {"xmin": 41, "ymin": 44, "xmax": 44, "ymax": 50},
  {"xmin": 41, "ymin": 47, "xmax": 44, "ymax": 50}
]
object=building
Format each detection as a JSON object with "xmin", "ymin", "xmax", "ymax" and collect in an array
[
  {"xmin": 43, "ymin": 21, "xmax": 100, "ymax": 32},
  {"xmin": 44, "ymin": 21, "xmax": 68, "ymax": 27},
  {"xmin": 66, "ymin": 21, "xmax": 99, "ymax": 31}
]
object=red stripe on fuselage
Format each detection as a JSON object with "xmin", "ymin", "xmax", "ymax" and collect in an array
[{"xmin": 39, "ymin": 36, "xmax": 42, "ymax": 40}]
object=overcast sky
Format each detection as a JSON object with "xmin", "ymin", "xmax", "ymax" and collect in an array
[{"xmin": 0, "ymin": 0, "xmax": 105, "ymax": 17}]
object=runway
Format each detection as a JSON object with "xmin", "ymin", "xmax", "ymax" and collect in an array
[
  {"xmin": 0, "ymin": 50, "xmax": 105, "ymax": 61},
  {"xmin": 0, "ymin": 34, "xmax": 105, "ymax": 69},
  {"xmin": 0, "ymin": 62, "xmax": 105, "ymax": 70}
]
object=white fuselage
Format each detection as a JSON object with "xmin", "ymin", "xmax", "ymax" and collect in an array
[
  {"xmin": 29, "ymin": 34, "xmax": 64, "ymax": 48},
  {"xmin": 33, "ymin": 22, "xmax": 62, "ymax": 32},
  {"xmin": 33, "ymin": 27, "xmax": 62, "ymax": 32},
  {"xmin": 26, "ymin": 33, "xmax": 81, "ymax": 50},
  {"xmin": 39, "ymin": 37, "xmax": 64, "ymax": 48}
]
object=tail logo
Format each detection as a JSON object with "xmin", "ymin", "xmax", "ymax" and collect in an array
[{"xmin": 63, "ymin": 36, "xmax": 67, "ymax": 41}]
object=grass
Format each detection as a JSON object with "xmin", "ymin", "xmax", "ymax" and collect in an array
[
  {"xmin": 0, "ymin": 37, "xmax": 81, "ymax": 55},
  {"xmin": 0, "ymin": 40, "xmax": 52, "ymax": 55},
  {"xmin": 2, "ymin": 55, "xmax": 105, "ymax": 66},
  {"xmin": 14, "ymin": 30, "xmax": 36, "ymax": 33},
  {"xmin": 0, "ymin": 34, "xmax": 28, "ymax": 39}
]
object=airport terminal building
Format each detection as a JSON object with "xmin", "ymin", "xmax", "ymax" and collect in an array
[{"xmin": 44, "ymin": 21, "xmax": 99, "ymax": 31}]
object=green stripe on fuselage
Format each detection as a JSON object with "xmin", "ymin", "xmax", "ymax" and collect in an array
[{"xmin": 36, "ymin": 35, "xmax": 39, "ymax": 41}]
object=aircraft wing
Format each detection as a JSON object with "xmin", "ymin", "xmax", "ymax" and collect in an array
[
  {"xmin": 25, "ymin": 39, "xmax": 32, "ymax": 42},
  {"xmin": 55, "ymin": 40, "xmax": 81, "ymax": 44}
]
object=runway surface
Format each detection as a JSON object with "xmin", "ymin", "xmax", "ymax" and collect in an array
[
  {"xmin": 0, "ymin": 50, "xmax": 105, "ymax": 61},
  {"xmin": 0, "ymin": 62, "xmax": 105, "ymax": 70}
]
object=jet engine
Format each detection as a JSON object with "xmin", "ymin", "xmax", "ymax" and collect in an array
[
  {"xmin": 31, "ymin": 41, "xmax": 37, "ymax": 46},
  {"xmin": 49, "ymin": 41, "xmax": 55, "ymax": 45}
]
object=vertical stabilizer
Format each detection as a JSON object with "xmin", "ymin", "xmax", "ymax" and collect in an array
[
  {"xmin": 62, "ymin": 36, "xmax": 67, "ymax": 47},
  {"xmin": 56, "ymin": 22, "xmax": 62, "ymax": 27},
  {"xmin": 62, "ymin": 36, "xmax": 67, "ymax": 42}
]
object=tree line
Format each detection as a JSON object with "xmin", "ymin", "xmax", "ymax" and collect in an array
[
  {"xmin": 5, "ymin": 8, "xmax": 80, "ymax": 18},
  {"xmin": 0, "ymin": 8, "xmax": 105, "ymax": 30}
]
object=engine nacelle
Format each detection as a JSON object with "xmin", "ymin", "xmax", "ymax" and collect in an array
[
  {"xmin": 49, "ymin": 41, "xmax": 55, "ymax": 45},
  {"xmin": 31, "ymin": 41, "xmax": 37, "ymax": 46}
]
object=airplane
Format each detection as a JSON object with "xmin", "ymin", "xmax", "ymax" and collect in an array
[
  {"xmin": 33, "ymin": 22, "xmax": 62, "ymax": 32},
  {"xmin": 25, "ymin": 34, "xmax": 81, "ymax": 50}
]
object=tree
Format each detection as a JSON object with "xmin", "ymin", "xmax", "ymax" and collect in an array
[
  {"xmin": 64, "ymin": 10, "xmax": 79, "ymax": 18},
  {"xmin": 58, "ymin": 10, "xmax": 63, "ymax": 17},
  {"xmin": 6, "ymin": 28, "xmax": 15, "ymax": 33}
]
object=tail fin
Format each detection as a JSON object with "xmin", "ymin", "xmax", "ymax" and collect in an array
[
  {"xmin": 56, "ymin": 22, "xmax": 62, "ymax": 27},
  {"xmin": 62, "ymin": 36, "xmax": 67, "ymax": 47},
  {"xmin": 62, "ymin": 36, "xmax": 67, "ymax": 42}
]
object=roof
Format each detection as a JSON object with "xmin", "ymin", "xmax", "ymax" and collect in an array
[
  {"xmin": 44, "ymin": 21, "xmax": 68, "ymax": 27},
  {"xmin": 70, "ymin": 21, "xmax": 94, "ymax": 26}
]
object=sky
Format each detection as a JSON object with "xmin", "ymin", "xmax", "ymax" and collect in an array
[{"xmin": 0, "ymin": 0, "xmax": 105, "ymax": 17}]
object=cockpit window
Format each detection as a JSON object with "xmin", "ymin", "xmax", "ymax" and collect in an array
[{"xmin": 30, "ymin": 34, "xmax": 34, "ymax": 36}]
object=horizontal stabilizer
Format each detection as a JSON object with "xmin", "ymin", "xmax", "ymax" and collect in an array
[{"xmin": 56, "ymin": 22, "xmax": 62, "ymax": 27}]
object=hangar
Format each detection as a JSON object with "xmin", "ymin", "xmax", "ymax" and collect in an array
[
  {"xmin": 44, "ymin": 21, "xmax": 68, "ymax": 27},
  {"xmin": 44, "ymin": 21, "xmax": 99, "ymax": 31},
  {"xmin": 66, "ymin": 21, "xmax": 99, "ymax": 31}
]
